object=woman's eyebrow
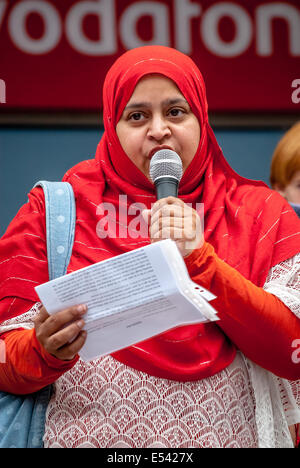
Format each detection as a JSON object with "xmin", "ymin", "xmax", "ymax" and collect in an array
[
  {"xmin": 124, "ymin": 98, "xmax": 189, "ymax": 110},
  {"xmin": 124, "ymin": 101, "xmax": 150, "ymax": 110},
  {"xmin": 164, "ymin": 98, "xmax": 189, "ymax": 107}
]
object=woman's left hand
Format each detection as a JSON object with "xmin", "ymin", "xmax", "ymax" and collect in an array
[{"xmin": 143, "ymin": 197, "xmax": 204, "ymax": 257}]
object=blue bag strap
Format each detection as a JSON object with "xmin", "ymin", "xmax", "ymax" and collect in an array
[
  {"xmin": 27, "ymin": 181, "xmax": 76, "ymax": 448},
  {"xmin": 34, "ymin": 181, "xmax": 76, "ymax": 281}
]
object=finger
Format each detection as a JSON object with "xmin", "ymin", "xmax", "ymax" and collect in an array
[
  {"xmin": 151, "ymin": 209, "xmax": 197, "ymax": 235},
  {"xmin": 39, "ymin": 304, "xmax": 87, "ymax": 339},
  {"xmin": 151, "ymin": 210, "xmax": 199, "ymax": 239},
  {"xmin": 54, "ymin": 330, "xmax": 87, "ymax": 361},
  {"xmin": 151, "ymin": 226, "xmax": 197, "ymax": 241},
  {"xmin": 46, "ymin": 318, "xmax": 86, "ymax": 353},
  {"xmin": 151, "ymin": 197, "xmax": 184, "ymax": 218},
  {"xmin": 150, "ymin": 215, "xmax": 184, "ymax": 236},
  {"xmin": 151, "ymin": 204, "xmax": 188, "ymax": 226},
  {"xmin": 34, "ymin": 305, "xmax": 50, "ymax": 327}
]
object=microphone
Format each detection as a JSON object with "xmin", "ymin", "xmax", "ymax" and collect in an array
[{"xmin": 149, "ymin": 149, "xmax": 183, "ymax": 200}]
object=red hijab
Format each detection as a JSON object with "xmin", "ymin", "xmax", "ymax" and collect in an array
[{"xmin": 1, "ymin": 46, "xmax": 299, "ymax": 381}]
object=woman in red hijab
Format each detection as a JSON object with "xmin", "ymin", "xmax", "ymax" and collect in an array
[{"xmin": 0, "ymin": 46, "xmax": 299, "ymax": 448}]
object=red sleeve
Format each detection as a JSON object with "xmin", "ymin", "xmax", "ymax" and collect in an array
[
  {"xmin": 0, "ymin": 328, "xmax": 78, "ymax": 395},
  {"xmin": 185, "ymin": 242, "xmax": 300, "ymax": 381},
  {"xmin": 0, "ymin": 187, "xmax": 48, "ymax": 306},
  {"xmin": 0, "ymin": 187, "xmax": 76, "ymax": 395}
]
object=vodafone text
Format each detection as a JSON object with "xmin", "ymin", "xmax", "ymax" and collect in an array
[{"xmin": 0, "ymin": 0, "xmax": 299, "ymax": 57}]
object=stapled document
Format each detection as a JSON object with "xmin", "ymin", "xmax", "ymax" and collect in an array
[{"xmin": 35, "ymin": 239, "xmax": 219, "ymax": 361}]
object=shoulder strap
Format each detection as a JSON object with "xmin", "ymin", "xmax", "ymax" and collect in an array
[{"xmin": 34, "ymin": 181, "xmax": 76, "ymax": 280}]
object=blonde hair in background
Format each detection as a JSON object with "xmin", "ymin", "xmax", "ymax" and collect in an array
[{"xmin": 270, "ymin": 122, "xmax": 300, "ymax": 189}]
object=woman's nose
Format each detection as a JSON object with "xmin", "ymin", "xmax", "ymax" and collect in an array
[{"xmin": 147, "ymin": 115, "xmax": 171, "ymax": 141}]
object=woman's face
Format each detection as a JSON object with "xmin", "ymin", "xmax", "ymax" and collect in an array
[
  {"xmin": 116, "ymin": 75, "xmax": 201, "ymax": 180},
  {"xmin": 277, "ymin": 170, "xmax": 300, "ymax": 204}
]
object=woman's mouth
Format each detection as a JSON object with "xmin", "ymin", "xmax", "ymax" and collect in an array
[{"xmin": 148, "ymin": 146, "xmax": 174, "ymax": 159}]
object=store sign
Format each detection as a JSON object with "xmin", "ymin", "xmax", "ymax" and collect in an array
[{"xmin": 0, "ymin": 0, "xmax": 299, "ymax": 111}]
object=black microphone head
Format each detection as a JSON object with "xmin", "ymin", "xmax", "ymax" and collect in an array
[{"xmin": 149, "ymin": 149, "xmax": 183, "ymax": 184}]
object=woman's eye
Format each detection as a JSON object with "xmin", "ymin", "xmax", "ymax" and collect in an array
[
  {"xmin": 169, "ymin": 108, "xmax": 184, "ymax": 117},
  {"xmin": 129, "ymin": 112, "xmax": 144, "ymax": 121}
]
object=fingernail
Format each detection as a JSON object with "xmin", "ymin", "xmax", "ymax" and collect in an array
[
  {"xmin": 77, "ymin": 304, "xmax": 87, "ymax": 313},
  {"xmin": 76, "ymin": 320, "xmax": 84, "ymax": 328}
]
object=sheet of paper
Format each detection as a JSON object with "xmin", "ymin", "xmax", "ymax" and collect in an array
[{"xmin": 35, "ymin": 240, "xmax": 218, "ymax": 361}]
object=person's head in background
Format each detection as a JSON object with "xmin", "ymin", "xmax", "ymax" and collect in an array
[{"xmin": 270, "ymin": 122, "xmax": 300, "ymax": 208}]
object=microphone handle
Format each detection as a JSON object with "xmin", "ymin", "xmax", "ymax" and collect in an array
[{"xmin": 155, "ymin": 177, "xmax": 179, "ymax": 200}]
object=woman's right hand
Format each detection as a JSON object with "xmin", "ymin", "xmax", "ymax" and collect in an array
[{"xmin": 34, "ymin": 304, "xmax": 87, "ymax": 361}]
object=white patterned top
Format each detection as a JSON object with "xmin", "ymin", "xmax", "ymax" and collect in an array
[{"xmin": 0, "ymin": 255, "xmax": 299, "ymax": 448}]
